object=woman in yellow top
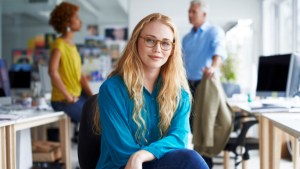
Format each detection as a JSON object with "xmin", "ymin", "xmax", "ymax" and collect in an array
[{"xmin": 48, "ymin": 2, "xmax": 93, "ymax": 122}]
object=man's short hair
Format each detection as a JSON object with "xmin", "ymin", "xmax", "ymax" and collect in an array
[{"xmin": 190, "ymin": 0, "xmax": 209, "ymax": 13}]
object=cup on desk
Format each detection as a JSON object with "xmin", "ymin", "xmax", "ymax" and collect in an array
[{"xmin": 22, "ymin": 97, "xmax": 32, "ymax": 108}]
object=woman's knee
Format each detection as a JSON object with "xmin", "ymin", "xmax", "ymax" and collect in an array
[{"xmin": 175, "ymin": 149, "xmax": 209, "ymax": 169}]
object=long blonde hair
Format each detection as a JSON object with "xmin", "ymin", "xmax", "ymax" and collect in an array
[{"xmin": 94, "ymin": 13, "xmax": 191, "ymax": 142}]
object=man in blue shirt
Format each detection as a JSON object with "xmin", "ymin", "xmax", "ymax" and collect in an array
[{"xmin": 182, "ymin": 0, "xmax": 226, "ymax": 168}]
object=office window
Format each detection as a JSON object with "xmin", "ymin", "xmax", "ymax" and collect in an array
[
  {"xmin": 279, "ymin": 0, "xmax": 293, "ymax": 53},
  {"xmin": 262, "ymin": 0, "xmax": 276, "ymax": 55},
  {"xmin": 262, "ymin": 0, "xmax": 295, "ymax": 55},
  {"xmin": 297, "ymin": 0, "xmax": 300, "ymax": 52}
]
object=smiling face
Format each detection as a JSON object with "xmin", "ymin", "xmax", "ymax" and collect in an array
[{"xmin": 137, "ymin": 21, "xmax": 174, "ymax": 73}]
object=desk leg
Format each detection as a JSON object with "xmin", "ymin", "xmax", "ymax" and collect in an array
[
  {"xmin": 292, "ymin": 137, "xmax": 299, "ymax": 169},
  {"xmin": 0, "ymin": 127, "xmax": 6, "ymax": 169},
  {"xmin": 60, "ymin": 115, "xmax": 72, "ymax": 169},
  {"xmin": 259, "ymin": 115, "xmax": 269, "ymax": 169},
  {"xmin": 6, "ymin": 125, "xmax": 16, "ymax": 169},
  {"xmin": 223, "ymin": 151, "xmax": 230, "ymax": 169},
  {"xmin": 269, "ymin": 123, "xmax": 281, "ymax": 169}
]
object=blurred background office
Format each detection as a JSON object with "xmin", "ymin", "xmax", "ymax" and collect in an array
[
  {"xmin": 1, "ymin": 0, "xmax": 283, "ymax": 97},
  {"xmin": 1, "ymin": 0, "xmax": 300, "ymax": 168}
]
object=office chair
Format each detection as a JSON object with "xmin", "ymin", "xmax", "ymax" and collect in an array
[
  {"xmin": 223, "ymin": 113, "xmax": 259, "ymax": 169},
  {"xmin": 78, "ymin": 94, "xmax": 101, "ymax": 169}
]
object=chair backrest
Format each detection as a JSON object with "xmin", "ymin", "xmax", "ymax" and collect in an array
[{"xmin": 78, "ymin": 94, "xmax": 101, "ymax": 169}]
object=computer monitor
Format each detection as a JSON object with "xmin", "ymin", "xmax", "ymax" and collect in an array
[
  {"xmin": 9, "ymin": 70, "xmax": 32, "ymax": 96},
  {"xmin": 256, "ymin": 53, "xmax": 300, "ymax": 98},
  {"xmin": 286, "ymin": 53, "xmax": 300, "ymax": 97},
  {"xmin": 256, "ymin": 54, "xmax": 290, "ymax": 97}
]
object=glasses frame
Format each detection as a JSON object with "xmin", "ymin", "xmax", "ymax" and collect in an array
[{"xmin": 139, "ymin": 36, "xmax": 174, "ymax": 51}]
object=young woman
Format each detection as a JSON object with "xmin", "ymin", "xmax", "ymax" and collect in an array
[
  {"xmin": 95, "ymin": 13, "xmax": 208, "ymax": 169},
  {"xmin": 48, "ymin": 2, "xmax": 93, "ymax": 122}
]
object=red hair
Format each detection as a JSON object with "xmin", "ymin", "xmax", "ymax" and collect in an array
[{"xmin": 49, "ymin": 2, "xmax": 79, "ymax": 34}]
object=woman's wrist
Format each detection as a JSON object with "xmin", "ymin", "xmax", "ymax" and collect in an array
[
  {"xmin": 66, "ymin": 95, "xmax": 75, "ymax": 103},
  {"xmin": 134, "ymin": 150, "xmax": 155, "ymax": 163}
]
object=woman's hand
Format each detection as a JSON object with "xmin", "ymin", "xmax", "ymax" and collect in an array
[
  {"xmin": 66, "ymin": 95, "xmax": 79, "ymax": 104},
  {"xmin": 124, "ymin": 152, "xmax": 143, "ymax": 169},
  {"xmin": 125, "ymin": 150, "xmax": 155, "ymax": 169}
]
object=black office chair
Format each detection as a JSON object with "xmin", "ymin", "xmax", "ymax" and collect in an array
[
  {"xmin": 78, "ymin": 94, "xmax": 101, "ymax": 169},
  {"xmin": 223, "ymin": 114, "xmax": 259, "ymax": 169}
]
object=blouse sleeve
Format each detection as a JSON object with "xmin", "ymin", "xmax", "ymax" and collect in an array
[
  {"xmin": 142, "ymin": 90, "xmax": 191, "ymax": 159},
  {"xmin": 98, "ymin": 81, "xmax": 141, "ymax": 165},
  {"xmin": 51, "ymin": 39, "xmax": 63, "ymax": 54}
]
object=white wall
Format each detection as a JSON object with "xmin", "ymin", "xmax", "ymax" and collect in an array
[
  {"xmin": 128, "ymin": 0, "xmax": 190, "ymax": 38},
  {"xmin": 129, "ymin": 0, "xmax": 261, "ymax": 39},
  {"xmin": 129, "ymin": 0, "xmax": 262, "ymax": 94}
]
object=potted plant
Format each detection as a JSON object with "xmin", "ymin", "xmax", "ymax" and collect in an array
[{"xmin": 221, "ymin": 53, "xmax": 240, "ymax": 97}]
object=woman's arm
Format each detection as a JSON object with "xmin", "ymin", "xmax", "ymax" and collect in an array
[
  {"xmin": 125, "ymin": 150, "xmax": 155, "ymax": 169},
  {"xmin": 142, "ymin": 90, "xmax": 191, "ymax": 159},
  {"xmin": 99, "ymin": 79, "xmax": 142, "ymax": 167},
  {"xmin": 80, "ymin": 74, "xmax": 93, "ymax": 96},
  {"xmin": 49, "ymin": 49, "xmax": 76, "ymax": 103}
]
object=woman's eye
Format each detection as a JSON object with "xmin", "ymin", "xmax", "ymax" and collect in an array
[
  {"xmin": 146, "ymin": 38, "xmax": 156, "ymax": 44},
  {"xmin": 162, "ymin": 41, "xmax": 171, "ymax": 47}
]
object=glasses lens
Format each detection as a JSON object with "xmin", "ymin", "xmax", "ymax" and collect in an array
[
  {"xmin": 142, "ymin": 36, "xmax": 173, "ymax": 51},
  {"xmin": 161, "ymin": 41, "xmax": 172, "ymax": 50},
  {"xmin": 144, "ymin": 37, "xmax": 156, "ymax": 47}
]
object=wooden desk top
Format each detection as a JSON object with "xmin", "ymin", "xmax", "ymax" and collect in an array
[{"xmin": 262, "ymin": 113, "xmax": 300, "ymax": 138}]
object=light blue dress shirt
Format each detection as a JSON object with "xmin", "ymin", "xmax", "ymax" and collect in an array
[
  {"xmin": 182, "ymin": 22, "xmax": 227, "ymax": 81},
  {"xmin": 96, "ymin": 75, "xmax": 191, "ymax": 169}
]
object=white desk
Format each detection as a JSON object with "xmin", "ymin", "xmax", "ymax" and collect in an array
[
  {"xmin": 229, "ymin": 100, "xmax": 300, "ymax": 169},
  {"xmin": 2, "ymin": 110, "xmax": 72, "ymax": 169},
  {"xmin": 262, "ymin": 113, "xmax": 300, "ymax": 169}
]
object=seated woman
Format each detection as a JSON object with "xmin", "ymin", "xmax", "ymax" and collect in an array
[{"xmin": 95, "ymin": 13, "xmax": 208, "ymax": 169}]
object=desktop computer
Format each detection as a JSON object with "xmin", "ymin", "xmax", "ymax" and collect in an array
[
  {"xmin": 256, "ymin": 53, "xmax": 300, "ymax": 98},
  {"xmin": 254, "ymin": 53, "xmax": 300, "ymax": 109}
]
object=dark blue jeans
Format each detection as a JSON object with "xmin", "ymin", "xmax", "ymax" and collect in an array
[
  {"xmin": 120, "ymin": 149, "xmax": 209, "ymax": 169},
  {"xmin": 51, "ymin": 94, "xmax": 88, "ymax": 123}
]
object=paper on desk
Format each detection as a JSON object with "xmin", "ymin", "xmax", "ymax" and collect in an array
[{"xmin": 0, "ymin": 114, "xmax": 20, "ymax": 120}]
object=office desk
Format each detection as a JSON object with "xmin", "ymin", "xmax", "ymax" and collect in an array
[
  {"xmin": 0, "ymin": 120, "xmax": 14, "ymax": 169},
  {"xmin": 4, "ymin": 110, "xmax": 72, "ymax": 169},
  {"xmin": 230, "ymin": 101, "xmax": 300, "ymax": 169},
  {"xmin": 262, "ymin": 113, "xmax": 300, "ymax": 169}
]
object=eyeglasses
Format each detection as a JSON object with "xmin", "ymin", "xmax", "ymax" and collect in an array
[{"xmin": 139, "ymin": 36, "xmax": 174, "ymax": 51}]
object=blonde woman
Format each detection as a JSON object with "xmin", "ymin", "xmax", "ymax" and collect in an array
[{"xmin": 96, "ymin": 13, "xmax": 208, "ymax": 169}]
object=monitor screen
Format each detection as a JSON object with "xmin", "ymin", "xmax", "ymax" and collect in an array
[
  {"xmin": 256, "ymin": 54, "xmax": 291, "ymax": 97},
  {"xmin": 9, "ymin": 70, "xmax": 31, "ymax": 89}
]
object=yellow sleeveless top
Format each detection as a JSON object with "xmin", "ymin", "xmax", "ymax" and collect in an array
[{"xmin": 50, "ymin": 38, "xmax": 82, "ymax": 101}]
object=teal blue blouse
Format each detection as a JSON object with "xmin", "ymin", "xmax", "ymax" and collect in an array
[{"xmin": 96, "ymin": 75, "xmax": 191, "ymax": 169}]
